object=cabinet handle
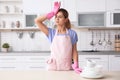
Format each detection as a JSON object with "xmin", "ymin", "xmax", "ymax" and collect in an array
[
  {"xmin": 0, "ymin": 58, "xmax": 16, "ymax": 60},
  {"xmin": 115, "ymin": 55, "xmax": 120, "ymax": 57},
  {"xmin": 0, "ymin": 67, "xmax": 16, "ymax": 68},
  {"xmin": 30, "ymin": 58, "xmax": 45, "ymax": 60},
  {"xmin": 86, "ymin": 58, "xmax": 101, "ymax": 60},
  {"xmin": 30, "ymin": 66, "xmax": 45, "ymax": 68}
]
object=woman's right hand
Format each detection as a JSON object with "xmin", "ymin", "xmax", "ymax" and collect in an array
[
  {"xmin": 46, "ymin": 1, "xmax": 61, "ymax": 20},
  {"xmin": 53, "ymin": 2, "xmax": 61, "ymax": 14}
]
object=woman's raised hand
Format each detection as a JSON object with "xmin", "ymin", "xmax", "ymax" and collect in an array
[
  {"xmin": 46, "ymin": 1, "xmax": 61, "ymax": 20},
  {"xmin": 53, "ymin": 2, "xmax": 61, "ymax": 14}
]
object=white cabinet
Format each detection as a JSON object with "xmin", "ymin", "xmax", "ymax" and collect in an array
[
  {"xmin": 79, "ymin": 55, "xmax": 109, "ymax": 71},
  {"xmin": 23, "ymin": 56, "xmax": 49, "ymax": 70},
  {"xmin": 0, "ymin": 54, "xmax": 49, "ymax": 70},
  {"xmin": 109, "ymin": 55, "xmax": 120, "ymax": 71},
  {"xmin": 106, "ymin": 0, "xmax": 120, "ymax": 11},
  {"xmin": 23, "ymin": 0, "xmax": 51, "ymax": 14},
  {"xmin": 76, "ymin": 0, "xmax": 106, "ymax": 12},
  {"xmin": 0, "ymin": 0, "xmax": 23, "ymax": 29},
  {"xmin": 64, "ymin": 0, "xmax": 76, "ymax": 22},
  {"xmin": 0, "ymin": 56, "xmax": 23, "ymax": 70}
]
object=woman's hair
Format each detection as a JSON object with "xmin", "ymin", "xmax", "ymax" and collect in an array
[{"xmin": 57, "ymin": 8, "xmax": 71, "ymax": 29}]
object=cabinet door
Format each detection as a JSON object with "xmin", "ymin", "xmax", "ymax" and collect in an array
[
  {"xmin": 0, "ymin": 63, "xmax": 24, "ymax": 70},
  {"xmin": 23, "ymin": 55, "xmax": 49, "ymax": 70},
  {"xmin": 23, "ymin": 63, "xmax": 47, "ymax": 70},
  {"xmin": 76, "ymin": 0, "xmax": 106, "ymax": 12},
  {"xmin": 109, "ymin": 55, "xmax": 120, "ymax": 71},
  {"xmin": 106, "ymin": 0, "xmax": 120, "ymax": 11},
  {"xmin": 23, "ymin": 0, "xmax": 51, "ymax": 13},
  {"xmin": 0, "ymin": 55, "xmax": 49, "ymax": 70},
  {"xmin": 24, "ymin": 56, "xmax": 49, "ymax": 63},
  {"xmin": 79, "ymin": 55, "xmax": 109, "ymax": 71}
]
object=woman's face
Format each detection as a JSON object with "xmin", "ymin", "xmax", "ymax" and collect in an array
[{"xmin": 55, "ymin": 12, "xmax": 67, "ymax": 26}]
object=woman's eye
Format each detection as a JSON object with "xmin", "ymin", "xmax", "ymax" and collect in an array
[{"xmin": 56, "ymin": 16, "xmax": 64, "ymax": 18}]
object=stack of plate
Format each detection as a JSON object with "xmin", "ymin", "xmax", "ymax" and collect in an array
[{"xmin": 80, "ymin": 67, "xmax": 103, "ymax": 79}]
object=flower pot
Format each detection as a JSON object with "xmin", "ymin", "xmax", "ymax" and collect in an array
[{"xmin": 2, "ymin": 48, "xmax": 9, "ymax": 52}]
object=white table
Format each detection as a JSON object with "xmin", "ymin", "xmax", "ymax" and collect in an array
[{"xmin": 0, "ymin": 70, "xmax": 120, "ymax": 80}]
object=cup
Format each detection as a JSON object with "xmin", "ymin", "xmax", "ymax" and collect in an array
[{"xmin": 86, "ymin": 60, "xmax": 96, "ymax": 68}]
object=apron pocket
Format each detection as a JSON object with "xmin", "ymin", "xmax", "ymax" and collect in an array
[{"xmin": 46, "ymin": 58, "xmax": 57, "ymax": 70}]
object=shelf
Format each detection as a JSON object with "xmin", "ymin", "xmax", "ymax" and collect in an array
[
  {"xmin": 88, "ymin": 27, "xmax": 120, "ymax": 30},
  {"xmin": 0, "ymin": 28, "xmax": 40, "ymax": 32},
  {"xmin": 0, "ymin": 0, "xmax": 22, "ymax": 2},
  {"xmin": 0, "ymin": 13, "xmax": 23, "ymax": 15},
  {"xmin": 75, "ymin": 27, "xmax": 120, "ymax": 31},
  {"xmin": 0, "ymin": 27, "xmax": 120, "ymax": 32}
]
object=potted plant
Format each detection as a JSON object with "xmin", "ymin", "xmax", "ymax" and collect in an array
[{"xmin": 2, "ymin": 43, "xmax": 10, "ymax": 52}]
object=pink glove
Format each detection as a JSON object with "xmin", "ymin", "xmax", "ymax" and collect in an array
[
  {"xmin": 46, "ymin": 1, "xmax": 61, "ymax": 20},
  {"xmin": 72, "ymin": 62, "xmax": 82, "ymax": 74},
  {"xmin": 53, "ymin": 2, "xmax": 61, "ymax": 14}
]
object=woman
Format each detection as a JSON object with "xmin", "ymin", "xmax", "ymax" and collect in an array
[{"xmin": 35, "ymin": 2, "xmax": 82, "ymax": 74}]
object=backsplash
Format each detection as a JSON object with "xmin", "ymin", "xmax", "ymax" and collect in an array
[
  {"xmin": 0, "ymin": 29, "xmax": 117, "ymax": 52},
  {"xmin": 1, "ymin": 31, "xmax": 51, "ymax": 51},
  {"xmin": 75, "ymin": 29, "xmax": 115, "ymax": 51}
]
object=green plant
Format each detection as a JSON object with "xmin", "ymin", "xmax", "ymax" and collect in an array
[{"xmin": 2, "ymin": 43, "xmax": 10, "ymax": 48}]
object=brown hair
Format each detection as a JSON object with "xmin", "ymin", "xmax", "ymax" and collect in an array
[{"xmin": 57, "ymin": 8, "xmax": 71, "ymax": 29}]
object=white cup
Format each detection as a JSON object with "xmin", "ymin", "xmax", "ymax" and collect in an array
[{"xmin": 86, "ymin": 60, "xmax": 96, "ymax": 68}]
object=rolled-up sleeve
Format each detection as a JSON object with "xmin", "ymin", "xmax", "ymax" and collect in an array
[
  {"xmin": 47, "ymin": 28, "xmax": 55, "ymax": 43},
  {"xmin": 72, "ymin": 31, "xmax": 78, "ymax": 45}
]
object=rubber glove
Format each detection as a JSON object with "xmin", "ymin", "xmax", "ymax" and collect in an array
[
  {"xmin": 72, "ymin": 62, "xmax": 82, "ymax": 74},
  {"xmin": 46, "ymin": 1, "xmax": 61, "ymax": 20}
]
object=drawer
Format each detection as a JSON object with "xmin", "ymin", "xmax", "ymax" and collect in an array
[
  {"xmin": 109, "ymin": 61, "xmax": 120, "ymax": 71},
  {"xmin": 79, "ymin": 55, "xmax": 108, "ymax": 61},
  {"xmin": 0, "ymin": 56, "xmax": 49, "ymax": 63},
  {"xmin": 23, "ymin": 56, "xmax": 49, "ymax": 63},
  {"xmin": 24, "ymin": 63, "xmax": 47, "ymax": 70},
  {"xmin": 0, "ymin": 62, "xmax": 24, "ymax": 70},
  {"xmin": 109, "ymin": 55, "xmax": 120, "ymax": 61},
  {"xmin": 0, "ymin": 56, "xmax": 24, "ymax": 63}
]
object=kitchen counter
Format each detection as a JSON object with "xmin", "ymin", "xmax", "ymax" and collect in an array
[
  {"xmin": 0, "ymin": 51, "xmax": 119, "ymax": 56},
  {"xmin": 0, "ymin": 70, "xmax": 120, "ymax": 80},
  {"xmin": 78, "ymin": 51, "xmax": 120, "ymax": 55}
]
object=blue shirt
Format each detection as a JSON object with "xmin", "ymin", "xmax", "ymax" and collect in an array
[{"xmin": 47, "ymin": 28, "xmax": 78, "ymax": 45}]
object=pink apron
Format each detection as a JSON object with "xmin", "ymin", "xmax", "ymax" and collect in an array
[{"xmin": 47, "ymin": 29, "xmax": 72, "ymax": 70}]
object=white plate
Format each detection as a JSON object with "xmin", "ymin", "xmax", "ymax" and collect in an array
[{"xmin": 80, "ymin": 72, "xmax": 103, "ymax": 79}]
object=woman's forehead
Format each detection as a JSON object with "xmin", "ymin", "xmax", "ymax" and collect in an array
[{"xmin": 57, "ymin": 12, "xmax": 63, "ymax": 16}]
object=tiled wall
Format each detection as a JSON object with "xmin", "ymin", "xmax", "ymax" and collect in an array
[
  {"xmin": 0, "ymin": 29, "xmax": 116, "ymax": 51},
  {"xmin": 1, "ymin": 31, "xmax": 50, "ymax": 51},
  {"xmin": 75, "ymin": 29, "xmax": 115, "ymax": 51}
]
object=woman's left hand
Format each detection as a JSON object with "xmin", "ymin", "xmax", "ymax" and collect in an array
[{"xmin": 72, "ymin": 62, "xmax": 82, "ymax": 74}]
